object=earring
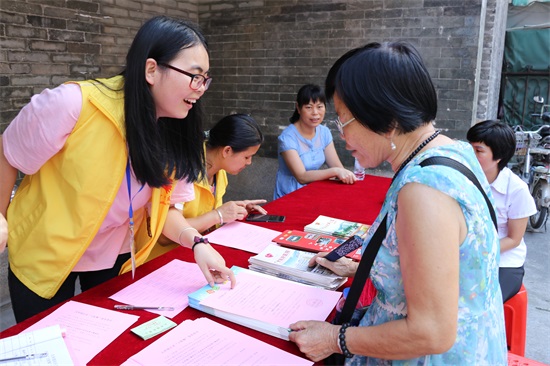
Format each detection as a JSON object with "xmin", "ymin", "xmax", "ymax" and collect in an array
[{"xmin": 391, "ymin": 141, "xmax": 396, "ymax": 150}]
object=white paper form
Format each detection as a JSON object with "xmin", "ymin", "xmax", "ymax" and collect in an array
[
  {"xmin": 121, "ymin": 317, "xmax": 313, "ymax": 366},
  {"xmin": 24, "ymin": 301, "xmax": 138, "ymax": 366},
  {"xmin": 200, "ymin": 269, "xmax": 341, "ymax": 329},
  {"xmin": 110, "ymin": 259, "xmax": 207, "ymax": 318},
  {"xmin": 0, "ymin": 325, "xmax": 73, "ymax": 366},
  {"xmin": 206, "ymin": 221, "xmax": 281, "ymax": 254}
]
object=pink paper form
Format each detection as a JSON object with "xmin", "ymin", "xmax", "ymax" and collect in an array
[
  {"xmin": 200, "ymin": 269, "xmax": 342, "ymax": 329},
  {"xmin": 121, "ymin": 317, "xmax": 313, "ymax": 366},
  {"xmin": 109, "ymin": 259, "xmax": 207, "ymax": 318},
  {"xmin": 206, "ymin": 221, "xmax": 281, "ymax": 254}
]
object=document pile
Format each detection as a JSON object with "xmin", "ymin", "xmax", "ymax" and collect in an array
[
  {"xmin": 188, "ymin": 266, "xmax": 341, "ymax": 340},
  {"xmin": 248, "ymin": 243, "xmax": 347, "ymax": 290}
]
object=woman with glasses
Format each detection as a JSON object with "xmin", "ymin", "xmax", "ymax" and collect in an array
[
  {"xmin": 273, "ymin": 84, "xmax": 356, "ymax": 199},
  {"xmin": 148, "ymin": 113, "xmax": 268, "ymax": 260},
  {"xmin": 288, "ymin": 42, "xmax": 507, "ymax": 365},
  {"xmin": 0, "ymin": 15, "xmax": 235, "ymax": 323}
]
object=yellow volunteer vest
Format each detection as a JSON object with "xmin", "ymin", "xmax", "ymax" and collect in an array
[
  {"xmin": 146, "ymin": 168, "xmax": 227, "ymax": 261},
  {"xmin": 7, "ymin": 76, "xmax": 172, "ymax": 298}
]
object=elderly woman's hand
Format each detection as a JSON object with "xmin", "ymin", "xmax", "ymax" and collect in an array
[
  {"xmin": 308, "ymin": 251, "xmax": 359, "ymax": 277},
  {"xmin": 288, "ymin": 320, "xmax": 341, "ymax": 362}
]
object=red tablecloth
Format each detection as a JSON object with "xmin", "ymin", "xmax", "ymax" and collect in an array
[{"xmin": 0, "ymin": 176, "xmax": 391, "ymax": 365}]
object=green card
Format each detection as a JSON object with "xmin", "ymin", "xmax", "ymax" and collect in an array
[{"xmin": 131, "ymin": 316, "xmax": 177, "ymax": 340}]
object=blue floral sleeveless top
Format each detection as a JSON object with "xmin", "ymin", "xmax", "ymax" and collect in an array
[{"xmin": 349, "ymin": 141, "xmax": 507, "ymax": 366}]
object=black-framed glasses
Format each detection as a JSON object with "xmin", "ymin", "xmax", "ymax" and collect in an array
[
  {"xmin": 332, "ymin": 116, "xmax": 356, "ymax": 135},
  {"xmin": 159, "ymin": 63, "xmax": 212, "ymax": 90}
]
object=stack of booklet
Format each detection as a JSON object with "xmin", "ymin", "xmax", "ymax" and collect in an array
[
  {"xmin": 305, "ymin": 215, "xmax": 370, "ymax": 239},
  {"xmin": 188, "ymin": 266, "xmax": 342, "ymax": 340},
  {"xmin": 248, "ymin": 243, "xmax": 347, "ymax": 290},
  {"xmin": 272, "ymin": 229, "xmax": 362, "ymax": 261}
]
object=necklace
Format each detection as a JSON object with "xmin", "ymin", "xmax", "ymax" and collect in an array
[{"xmin": 393, "ymin": 129, "xmax": 441, "ymax": 181}]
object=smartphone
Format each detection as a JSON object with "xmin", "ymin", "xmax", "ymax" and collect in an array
[
  {"xmin": 246, "ymin": 214, "xmax": 286, "ymax": 223},
  {"xmin": 324, "ymin": 235, "xmax": 364, "ymax": 261}
]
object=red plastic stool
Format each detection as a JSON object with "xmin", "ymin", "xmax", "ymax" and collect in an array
[{"xmin": 504, "ymin": 284, "xmax": 528, "ymax": 357}]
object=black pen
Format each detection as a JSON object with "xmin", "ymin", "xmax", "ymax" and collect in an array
[{"xmin": 0, "ymin": 352, "xmax": 48, "ymax": 363}]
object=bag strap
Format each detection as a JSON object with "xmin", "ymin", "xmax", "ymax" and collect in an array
[
  {"xmin": 336, "ymin": 215, "xmax": 387, "ymax": 325},
  {"xmin": 337, "ymin": 156, "xmax": 497, "ymax": 325},
  {"xmin": 419, "ymin": 156, "xmax": 497, "ymax": 229}
]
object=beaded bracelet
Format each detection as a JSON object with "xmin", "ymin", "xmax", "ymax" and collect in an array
[
  {"xmin": 339, "ymin": 323, "xmax": 354, "ymax": 358},
  {"xmin": 215, "ymin": 208, "xmax": 224, "ymax": 225},
  {"xmin": 192, "ymin": 236, "xmax": 209, "ymax": 251}
]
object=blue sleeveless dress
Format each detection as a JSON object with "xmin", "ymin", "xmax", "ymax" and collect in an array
[{"xmin": 349, "ymin": 141, "xmax": 507, "ymax": 366}]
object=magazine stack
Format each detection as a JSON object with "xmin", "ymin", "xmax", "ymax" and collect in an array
[{"xmin": 248, "ymin": 244, "xmax": 347, "ymax": 290}]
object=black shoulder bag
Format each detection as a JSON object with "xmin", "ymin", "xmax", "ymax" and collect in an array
[{"xmin": 324, "ymin": 157, "xmax": 496, "ymax": 365}]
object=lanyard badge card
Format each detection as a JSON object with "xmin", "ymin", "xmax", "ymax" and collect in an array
[{"xmin": 126, "ymin": 162, "xmax": 144, "ymax": 279}]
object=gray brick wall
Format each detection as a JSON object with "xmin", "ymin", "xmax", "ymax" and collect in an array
[
  {"xmin": 1, "ymin": 0, "xmax": 506, "ymax": 159},
  {"xmin": 199, "ymin": 0, "xmax": 506, "ymax": 162},
  {"xmin": 0, "ymin": 0, "xmax": 199, "ymax": 132}
]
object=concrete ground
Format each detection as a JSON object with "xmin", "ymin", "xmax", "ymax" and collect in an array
[{"xmin": 522, "ymin": 227, "xmax": 550, "ymax": 364}]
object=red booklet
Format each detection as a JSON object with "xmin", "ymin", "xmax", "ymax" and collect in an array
[{"xmin": 272, "ymin": 229, "xmax": 363, "ymax": 261}]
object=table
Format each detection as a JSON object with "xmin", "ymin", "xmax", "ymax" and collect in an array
[{"xmin": 0, "ymin": 175, "xmax": 391, "ymax": 365}]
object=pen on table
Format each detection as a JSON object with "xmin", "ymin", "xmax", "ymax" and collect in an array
[
  {"xmin": 0, "ymin": 352, "xmax": 48, "ymax": 363},
  {"xmin": 114, "ymin": 305, "xmax": 175, "ymax": 311}
]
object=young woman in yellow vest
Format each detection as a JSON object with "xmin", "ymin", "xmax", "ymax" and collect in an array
[
  {"xmin": 0, "ymin": 16, "xmax": 236, "ymax": 323},
  {"xmin": 148, "ymin": 113, "xmax": 267, "ymax": 260}
]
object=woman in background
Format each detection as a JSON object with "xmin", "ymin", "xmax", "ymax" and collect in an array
[
  {"xmin": 273, "ymin": 84, "xmax": 355, "ymax": 199},
  {"xmin": 467, "ymin": 120, "xmax": 536, "ymax": 302},
  {"xmin": 148, "ymin": 113, "xmax": 267, "ymax": 260}
]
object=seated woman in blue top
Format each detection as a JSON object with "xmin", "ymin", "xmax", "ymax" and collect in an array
[{"xmin": 273, "ymin": 84, "xmax": 356, "ymax": 199}]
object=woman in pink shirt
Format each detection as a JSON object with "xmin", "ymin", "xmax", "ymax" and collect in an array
[{"xmin": 0, "ymin": 16, "xmax": 236, "ymax": 323}]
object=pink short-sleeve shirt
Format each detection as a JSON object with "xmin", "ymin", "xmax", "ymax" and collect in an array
[{"xmin": 3, "ymin": 83, "xmax": 195, "ymax": 271}]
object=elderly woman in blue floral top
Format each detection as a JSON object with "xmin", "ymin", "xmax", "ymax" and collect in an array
[{"xmin": 288, "ymin": 42, "xmax": 507, "ymax": 365}]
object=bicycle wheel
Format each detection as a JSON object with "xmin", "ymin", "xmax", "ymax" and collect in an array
[{"xmin": 530, "ymin": 181, "xmax": 549, "ymax": 229}]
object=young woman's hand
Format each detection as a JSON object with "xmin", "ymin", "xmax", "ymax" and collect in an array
[
  {"xmin": 333, "ymin": 167, "xmax": 357, "ymax": 184},
  {"xmin": 0, "ymin": 212, "xmax": 7, "ymax": 251},
  {"xmin": 217, "ymin": 199, "xmax": 269, "ymax": 223},
  {"xmin": 193, "ymin": 243, "xmax": 236, "ymax": 288}
]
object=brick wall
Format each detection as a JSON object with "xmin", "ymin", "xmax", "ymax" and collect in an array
[
  {"xmin": 199, "ymin": 0, "xmax": 506, "ymax": 163},
  {"xmin": 0, "ymin": 0, "xmax": 506, "ymax": 162},
  {"xmin": 0, "ymin": 0, "xmax": 199, "ymax": 132}
]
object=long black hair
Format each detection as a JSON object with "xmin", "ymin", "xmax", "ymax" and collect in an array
[
  {"xmin": 326, "ymin": 41, "xmax": 437, "ymax": 134},
  {"xmin": 206, "ymin": 114, "xmax": 263, "ymax": 152},
  {"xmin": 123, "ymin": 15, "xmax": 207, "ymax": 187},
  {"xmin": 289, "ymin": 84, "xmax": 326, "ymax": 123}
]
